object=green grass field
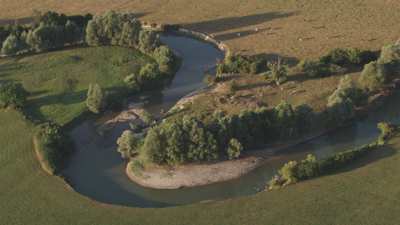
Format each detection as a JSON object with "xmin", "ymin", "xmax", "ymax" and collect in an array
[
  {"xmin": 1, "ymin": 108, "xmax": 400, "ymax": 225},
  {"xmin": 0, "ymin": 46, "xmax": 152, "ymax": 125}
]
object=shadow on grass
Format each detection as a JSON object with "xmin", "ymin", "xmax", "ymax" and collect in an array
[
  {"xmin": 330, "ymin": 145, "xmax": 397, "ymax": 175},
  {"xmin": 183, "ymin": 11, "xmax": 297, "ymax": 34}
]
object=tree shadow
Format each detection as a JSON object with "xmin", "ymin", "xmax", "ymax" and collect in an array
[
  {"xmin": 255, "ymin": 52, "xmax": 300, "ymax": 66},
  {"xmin": 324, "ymin": 145, "xmax": 397, "ymax": 176},
  {"xmin": 0, "ymin": 17, "xmax": 33, "ymax": 26},
  {"xmin": 214, "ymin": 27, "xmax": 270, "ymax": 41},
  {"xmin": 25, "ymin": 90, "xmax": 87, "ymax": 122},
  {"xmin": 182, "ymin": 11, "xmax": 298, "ymax": 34},
  {"xmin": 0, "ymin": 61, "xmax": 27, "ymax": 78}
]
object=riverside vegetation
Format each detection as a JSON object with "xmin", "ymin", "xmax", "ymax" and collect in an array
[
  {"xmin": 0, "ymin": 10, "xmax": 178, "ymax": 174},
  {"xmin": 118, "ymin": 43, "xmax": 400, "ymax": 175},
  {"xmin": 2, "ymin": 2, "xmax": 400, "ymax": 225}
]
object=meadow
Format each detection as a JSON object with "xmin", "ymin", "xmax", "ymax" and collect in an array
[{"xmin": 0, "ymin": 46, "xmax": 152, "ymax": 125}]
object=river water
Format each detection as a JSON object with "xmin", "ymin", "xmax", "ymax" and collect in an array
[{"xmin": 63, "ymin": 34, "xmax": 400, "ymax": 208}]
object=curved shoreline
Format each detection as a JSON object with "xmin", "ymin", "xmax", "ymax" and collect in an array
[
  {"xmin": 126, "ymin": 156, "xmax": 262, "ymax": 189},
  {"xmin": 124, "ymin": 83, "xmax": 399, "ymax": 189}
]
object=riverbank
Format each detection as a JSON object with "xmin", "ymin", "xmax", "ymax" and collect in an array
[{"xmin": 126, "ymin": 156, "xmax": 262, "ymax": 189}]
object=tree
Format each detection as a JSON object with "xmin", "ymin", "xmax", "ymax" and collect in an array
[
  {"xmin": 153, "ymin": 45, "xmax": 175, "ymax": 73},
  {"xmin": 86, "ymin": 83, "xmax": 105, "ymax": 113},
  {"xmin": 139, "ymin": 30, "xmax": 160, "ymax": 53},
  {"xmin": 1, "ymin": 34, "xmax": 26, "ymax": 55},
  {"xmin": 123, "ymin": 74, "xmax": 140, "ymax": 92},
  {"xmin": 26, "ymin": 24, "xmax": 65, "ymax": 52},
  {"xmin": 0, "ymin": 82, "xmax": 27, "ymax": 108},
  {"xmin": 358, "ymin": 61, "xmax": 388, "ymax": 91},
  {"xmin": 117, "ymin": 130, "xmax": 139, "ymax": 159},
  {"xmin": 64, "ymin": 20, "xmax": 80, "ymax": 44},
  {"xmin": 227, "ymin": 138, "xmax": 243, "ymax": 159},
  {"xmin": 119, "ymin": 20, "xmax": 141, "ymax": 47},
  {"xmin": 85, "ymin": 11, "xmax": 143, "ymax": 47}
]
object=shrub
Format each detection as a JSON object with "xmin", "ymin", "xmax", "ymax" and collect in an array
[
  {"xmin": 35, "ymin": 122, "xmax": 70, "ymax": 174},
  {"xmin": 86, "ymin": 83, "xmax": 106, "ymax": 114},
  {"xmin": 138, "ymin": 63, "xmax": 163, "ymax": 89},
  {"xmin": 377, "ymin": 44, "xmax": 400, "ymax": 74},
  {"xmin": 266, "ymin": 59, "xmax": 288, "ymax": 85},
  {"xmin": 0, "ymin": 82, "xmax": 27, "ymax": 109},
  {"xmin": 117, "ymin": 130, "xmax": 140, "ymax": 159},
  {"xmin": 227, "ymin": 138, "xmax": 243, "ymax": 159},
  {"xmin": 358, "ymin": 61, "xmax": 388, "ymax": 91}
]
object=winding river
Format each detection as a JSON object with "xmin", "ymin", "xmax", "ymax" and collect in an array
[{"xmin": 63, "ymin": 34, "xmax": 400, "ymax": 208}]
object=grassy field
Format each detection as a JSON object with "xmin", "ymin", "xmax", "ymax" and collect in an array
[
  {"xmin": 0, "ymin": 46, "xmax": 152, "ymax": 125},
  {"xmin": 1, "ymin": 1, "xmax": 400, "ymax": 224},
  {"xmin": 1, "ymin": 108, "xmax": 400, "ymax": 225},
  {"xmin": 1, "ymin": 0, "xmax": 400, "ymax": 58}
]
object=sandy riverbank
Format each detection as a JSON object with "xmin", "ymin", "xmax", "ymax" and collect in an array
[{"xmin": 126, "ymin": 156, "xmax": 262, "ymax": 189}]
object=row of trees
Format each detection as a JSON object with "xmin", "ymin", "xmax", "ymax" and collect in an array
[
  {"xmin": 1, "ymin": 11, "xmax": 91, "ymax": 55},
  {"xmin": 268, "ymin": 122, "xmax": 395, "ymax": 190},
  {"xmin": 129, "ymin": 101, "xmax": 314, "ymax": 165}
]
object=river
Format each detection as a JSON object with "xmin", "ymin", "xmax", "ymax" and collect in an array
[{"xmin": 63, "ymin": 34, "xmax": 400, "ymax": 208}]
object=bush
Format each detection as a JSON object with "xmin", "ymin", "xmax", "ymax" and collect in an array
[
  {"xmin": 227, "ymin": 138, "xmax": 243, "ymax": 159},
  {"xmin": 377, "ymin": 44, "xmax": 400, "ymax": 74},
  {"xmin": 35, "ymin": 122, "xmax": 70, "ymax": 174},
  {"xmin": 358, "ymin": 61, "xmax": 388, "ymax": 91},
  {"xmin": 0, "ymin": 82, "xmax": 27, "ymax": 109},
  {"xmin": 86, "ymin": 83, "xmax": 106, "ymax": 114}
]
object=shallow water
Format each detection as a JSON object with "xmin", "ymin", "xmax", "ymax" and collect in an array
[{"xmin": 63, "ymin": 34, "xmax": 400, "ymax": 208}]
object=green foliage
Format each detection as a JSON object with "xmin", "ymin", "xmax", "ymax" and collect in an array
[
  {"xmin": 152, "ymin": 45, "xmax": 175, "ymax": 73},
  {"xmin": 86, "ymin": 83, "xmax": 106, "ymax": 114},
  {"xmin": 320, "ymin": 48, "xmax": 376, "ymax": 66},
  {"xmin": 268, "ymin": 134, "xmax": 386, "ymax": 190},
  {"xmin": 216, "ymin": 54, "xmax": 267, "ymax": 76},
  {"xmin": 85, "ymin": 11, "xmax": 142, "ymax": 47},
  {"xmin": 358, "ymin": 61, "xmax": 388, "ymax": 91},
  {"xmin": 35, "ymin": 122, "xmax": 70, "ymax": 174},
  {"xmin": 138, "ymin": 30, "xmax": 160, "ymax": 53},
  {"xmin": 117, "ymin": 130, "xmax": 140, "ymax": 159},
  {"xmin": 1, "ymin": 33, "xmax": 28, "ymax": 55},
  {"xmin": 26, "ymin": 24, "xmax": 65, "ymax": 51},
  {"xmin": 123, "ymin": 73, "xmax": 140, "ymax": 92},
  {"xmin": 377, "ymin": 122, "xmax": 396, "ymax": 145},
  {"xmin": 141, "ymin": 116, "xmax": 219, "ymax": 165},
  {"xmin": 227, "ymin": 138, "xmax": 243, "ymax": 159},
  {"xmin": 297, "ymin": 59, "xmax": 332, "ymax": 77},
  {"xmin": 140, "ymin": 110, "xmax": 155, "ymax": 125},
  {"xmin": 138, "ymin": 63, "xmax": 164, "ymax": 89},
  {"xmin": 0, "ymin": 81, "xmax": 27, "ymax": 109},
  {"xmin": 266, "ymin": 59, "xmax": 288, "ymax": 85},
  {"xmin": 327, "ymin": 76, "xmax": 367, "ymax": 124}
]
